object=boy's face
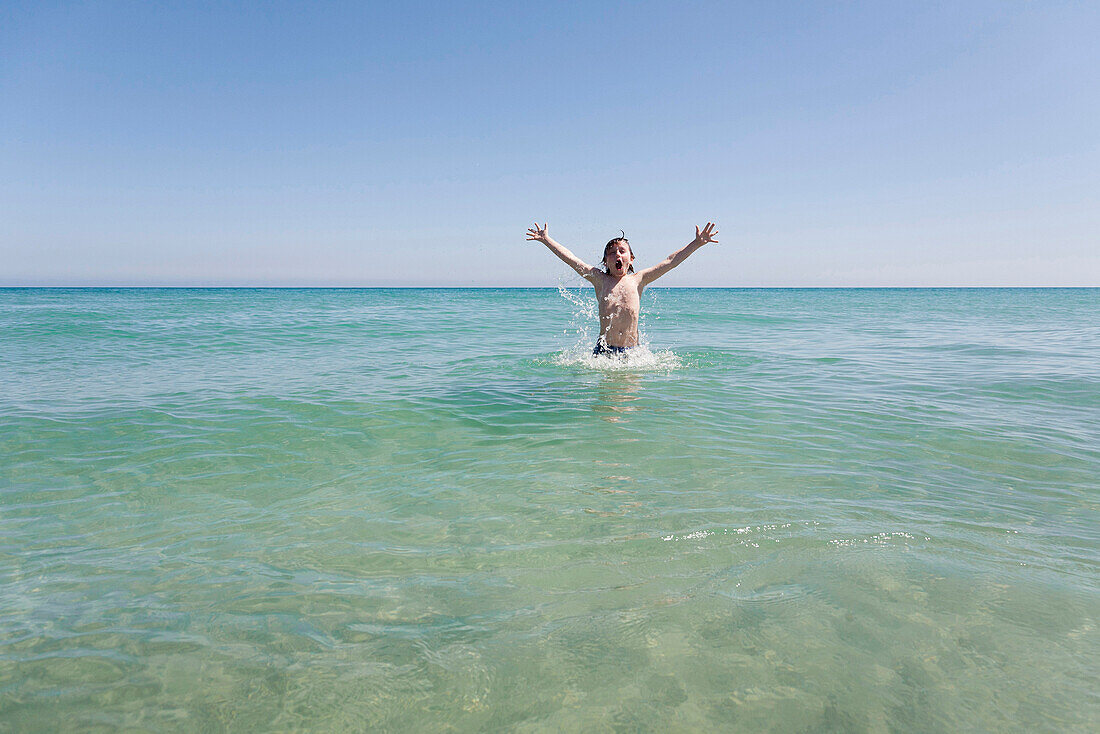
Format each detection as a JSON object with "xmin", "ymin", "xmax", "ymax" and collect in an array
[{"xmin": 604, "ymin": 242, "xmax": 633, "ymax": 277}]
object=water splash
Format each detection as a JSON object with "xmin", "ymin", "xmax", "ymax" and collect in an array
[
  {"xmin": 550, "ymin": 343, "xmax": 683, "ymax": 371},
  {"xmin": 556, "ymin": 281, "xmax": 599, "ymax": 343},
  {"xmin": 552, "ymin": 280, "xmax": 683, "ymax": 372}
]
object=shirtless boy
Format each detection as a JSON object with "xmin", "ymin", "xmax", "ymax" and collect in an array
[{"xmin": 525, "ymin": 222, "xmax": 718, "ymax": 356}]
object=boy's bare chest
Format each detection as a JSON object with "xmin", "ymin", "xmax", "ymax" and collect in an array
[{"xmin": 597, "ymin": 279, "xmax": 641, "ymax": 314}]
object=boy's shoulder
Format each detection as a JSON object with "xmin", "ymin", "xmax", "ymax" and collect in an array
[{"xmin": 587, "ymin": 268, "xmax": 610, "ymax": 283}]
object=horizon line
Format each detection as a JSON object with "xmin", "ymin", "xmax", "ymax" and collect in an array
[{"xmin": 2, "ymin": 285, "xmax": 1097, "ymax": 290}]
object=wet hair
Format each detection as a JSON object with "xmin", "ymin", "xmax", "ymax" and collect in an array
[{"xmin": 602, "ymin": 231, "xmax": 635, "ymax": 273}]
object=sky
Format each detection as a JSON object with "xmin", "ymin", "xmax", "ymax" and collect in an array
[{"xmin": 1, "ymin": 0, "xmax": 1098, "ymax": 286}]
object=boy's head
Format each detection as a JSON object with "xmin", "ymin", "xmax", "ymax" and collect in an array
[{"xmin": 603, "ymin": 232, "xmax": 635, "ymax": 276}]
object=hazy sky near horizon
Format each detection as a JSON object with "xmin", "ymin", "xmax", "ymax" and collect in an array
[{"xmin": 2, "ymin": 1, "xmax": 1098, "ymax": 286}]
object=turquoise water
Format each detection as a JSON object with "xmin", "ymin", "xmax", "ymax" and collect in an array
[{"xmin": 2, "ymin": 287, "xmax": 1098, "ymax": 732}]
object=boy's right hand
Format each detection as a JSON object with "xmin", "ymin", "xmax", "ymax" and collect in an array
[{"xmin": 526, "ymin": 222, "xmax": 550, "ymax": 243}]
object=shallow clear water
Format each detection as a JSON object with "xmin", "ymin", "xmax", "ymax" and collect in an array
[{"xmin": 2, "ymin": 287, "xmax": 1098, "ymax": 732}]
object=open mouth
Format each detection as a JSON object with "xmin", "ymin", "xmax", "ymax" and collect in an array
[{"xmin": 615, "ymin": 259, "xmax": 623, "ymax": 270}]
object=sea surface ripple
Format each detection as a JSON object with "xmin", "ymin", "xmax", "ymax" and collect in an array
[{"xmin": 2, "ymin": 287, "xmax": 1098, "ymax": 732}]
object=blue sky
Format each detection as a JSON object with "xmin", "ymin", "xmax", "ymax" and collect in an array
[{"xmin": 2, "ymin": 1, "xmax": 1097, "ymax": 286}]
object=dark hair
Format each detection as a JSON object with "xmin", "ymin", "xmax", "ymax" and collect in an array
[{"xmin": 602, "ymin": 231, "xmax": 635, "ymax": 273}]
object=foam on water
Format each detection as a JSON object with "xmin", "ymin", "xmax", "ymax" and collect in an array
[{"xmin": 549, "ymin": 342, "xmax": 684, "ymax": 372}]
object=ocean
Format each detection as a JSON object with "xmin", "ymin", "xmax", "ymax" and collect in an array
[{"xmin": 2, "ymin": 287, "xmax": 1097, "ymax": 732}]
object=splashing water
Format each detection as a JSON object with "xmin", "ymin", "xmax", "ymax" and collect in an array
[
  {"xmin": 555, "ymin": 280, "xmax": 599, "ymax": 343},
  {"xmin": 552, "ymin": 280, "xmax": 683, "ymax": 371},
  {"xmin": 550, "ymin": 342, "xmax": 684, "ymax": 372}
]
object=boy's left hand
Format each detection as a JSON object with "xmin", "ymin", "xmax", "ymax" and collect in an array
[{"xmin": 694, "ymin": 222, "xmax": 718, "ymax": 246}]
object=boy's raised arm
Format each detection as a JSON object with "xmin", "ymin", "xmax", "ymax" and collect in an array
[
  {"xmin": 526, "ymin": 223, "xmax": 599, "ymax": 281},
  {"xmin": 639, "ymin": 222, "xmax": 718, "ymax": 286}
]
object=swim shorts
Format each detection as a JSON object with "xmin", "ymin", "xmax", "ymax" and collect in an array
[{"xmin": 592, "ymin": 341, "xmax": 633, "ymax": 357}]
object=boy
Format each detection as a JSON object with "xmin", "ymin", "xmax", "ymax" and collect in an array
[{"xmin": 526, "ymin": 222, "xmax": 718, "ymax": 355}]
